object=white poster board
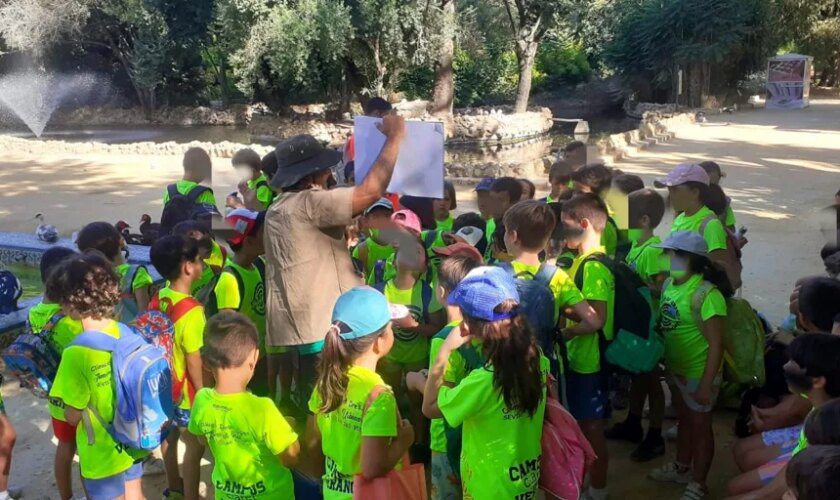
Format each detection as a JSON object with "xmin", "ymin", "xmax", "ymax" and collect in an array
[{"xmin": 354, "ymin": 116, "xmax": 445, "ymax": 198}]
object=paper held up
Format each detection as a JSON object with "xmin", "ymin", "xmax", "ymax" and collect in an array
[{"xmin": 354, "ymin": 116, "xmax": 445, "ymax": 198}]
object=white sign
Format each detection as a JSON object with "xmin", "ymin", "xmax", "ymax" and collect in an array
[{"xmin": 354, "ymin": 116, "xmax": 445, "ymax": 198}]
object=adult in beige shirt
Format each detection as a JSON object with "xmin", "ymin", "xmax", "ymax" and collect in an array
[{"xmin": 264, "ymin": 115, "xmax": 406, "ymax": 409}]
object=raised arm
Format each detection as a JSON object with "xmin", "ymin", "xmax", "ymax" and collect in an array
[{"xmin": 351, "ymin": 115, "xmax": 406, "ymax": 216}]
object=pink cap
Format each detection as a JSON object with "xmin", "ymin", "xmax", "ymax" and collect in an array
[
  {"xmin": 654, "ymin": 163, "xmax": 710, "ymax": 188},
  {"xmin": 391, "ymin": 209, "xmax": 422, "ymax": 235}
]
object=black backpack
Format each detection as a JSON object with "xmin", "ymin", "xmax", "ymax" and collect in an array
[
  {"xmin": 573, "ymin": 253, "xmax": 660, "ymax": 374},
  {"xmin": 159, "ymin": 184, "xmax": 218, "ymax": 236}
]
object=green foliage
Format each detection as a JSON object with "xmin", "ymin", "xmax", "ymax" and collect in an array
[
  {"xmin": 535, "ymin": 40, "xmax": 591, "ymax": 86},
  {"xmin": 737, "ymin": 71, "xmax": 768, "ymax": 96},
  {"xmin": 452, "ymin": 47, "xmax": 520, "ymax": 107}
]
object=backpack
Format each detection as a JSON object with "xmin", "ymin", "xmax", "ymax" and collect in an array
[
  {"xmin": 688, "ymin": 282, "xmax": 765, "ymax": 387},
  {"xmin": 573, "ymin": 254, "xmax": 661, "ymax": 374},
  {"xmin": 71, "ymin": 324, "xmax": 173, "ymax": 451},
  {"xmin": 159, "ymin": 184, "xmax": 219, "ymax": 236},
  {"xmin": 116, "ymin": 265, "xmax": 145, "ymax": 324},
  {"xmin": 133, "ymin": 293, "xmax": 201, "ymax": 406},
  {"xmin": 2, "ymin": 313, "xmax": 64, "ymax": 398},
  {"xmin": 373, "ymin": 275, "xmax": 433, "ymax": 323},
  {"xmin": 498, "ymin": 263, "xmax": 559, "ymax": 368},
  {"xmin": 0, "ymin": 270, "xmax": 22, "ymax": 314},
  {"xmin": 443, "ymin": 341, "xmax": 485, "ymax": 478},
  {"xmin": 699, "ymin": 215, "xmax": 743, "ymax": 291},
  {"xmin": 204, "ymin": 259, "xmax": 266, "ymax": 317},
  {"xmin": 540, "ymin": 377, "xmax": 597, "ymax": 499}
]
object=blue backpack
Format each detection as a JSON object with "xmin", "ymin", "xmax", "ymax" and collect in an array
[
  {"xmin": 499, "ymin": 262, "xmax": 558, "ymax": 361},
  {"xmin": 70, "ymin": 324, "xmax": 174, "ymax": 451},
  {"xmin": 2, "ymin": 313, "xmax": 64, "ymax": 398},
  {"xmin": 117, "ymin": 264, "xmax": 144, "ymax": 324}
]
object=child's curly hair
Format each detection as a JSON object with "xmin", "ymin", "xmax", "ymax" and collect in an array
[{"xmin": 46, "ymin": 251, "xmax": 120, "ymax": 320}]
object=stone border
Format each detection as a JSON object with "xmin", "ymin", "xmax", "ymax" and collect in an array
[{"xmin": 594, "ymin": 112, "xmax": 696, "ymax": 163}]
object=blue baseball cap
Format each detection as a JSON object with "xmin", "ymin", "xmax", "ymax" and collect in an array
[
  {"xmin": 448, "ymin": 266, "xmax": 520, "ymax": 321},
  {"xmin": 331, "ymin": 286, "xmax": 406, "ymax": 340},
  {"xmin": 474, "ymin": 177, "xmax": 495, "ymax": 192}
]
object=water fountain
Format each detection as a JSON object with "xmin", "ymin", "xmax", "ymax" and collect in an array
[{"xmin": 0, "ymin": 69, "xmax": 101, "ymax": 137}]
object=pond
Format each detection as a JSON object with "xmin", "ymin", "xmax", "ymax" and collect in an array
[{"xmin": 1, "ymin": 263, "xmax": 42, "ymax": 302}]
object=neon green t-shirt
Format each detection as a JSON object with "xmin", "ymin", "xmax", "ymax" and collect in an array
[
  {"xmin": 566, "ymin": 247, "xmax": 615, "ymax": 374},
  {"xmin": 158, "ymin": 287, "xmax": 206, "ymax": 410},
  {"xmin": 602, "ymin": 218, "xmax": 619, "ymax": 257},
  {"xmin": 625, "ymin": 236, "xmax": 667, "ymax": 286},
  {"xmin": 193, "ymin": 241, "xmax": 229, "ymax": 296},
  {"xmin": 188, "ymin": 389, "xmax": 298, "ymax": 499},
  {"xmin": 49, "ymin": 321, "xmax": 147, "ymax": 479},
  {"xmin": 382, "ymin": 279, "xmax": 442, "ymax": 365},
  {"xmin": 438, "ymin": 355, "xmax": 549, "ymax": 499},
  {"xmin": 484, "ymin": 218, "xmax": 497, "ymax": 261},
  {"xmin": 436, "ymin": 215, "xmax": 454, "ymax": 233},
  {"xmin": 352, "ymin": 238, "xmax": 395, "ymax": 285},
  {"xmin": 247, "ymin": 174, "xmax": 274, "ymax": 211},
  {"xmin": 658, "ymin": 274, "xmax": 727, "ymax": 379},
  {"xmin": 428, "ymin": 321, "xmax": 462, "ymax": 454},
  {"xmin": 116, "ymin": 263, "xmax": 154, "ymax": 292},
  {"xmin": 308, "ymin": 365, "xmax": 398, "ymax": 500},
  {"xmin": 671, "ymin": 206, "xmax": 728, "ymax": 252},
  {"xmin": 509, "ymin": 261, "xmax": 583, "ymax": 324},
  {"xmin": 792, "ymin": 415, "xmax": 809, "ymax": 456},
  {"xmin": 29, "ymin": 301, "xmax": 84, "ymax": 421},
  {"xmin": 163, "ymin": 179, "xmax": 218, "ymax": 206},
  {"xmin": 724, "ymin": 205, "xmax": 736, "ymax": 229},
  {"xmin": 212, "ymin": 261, "xmax": 266, "ymax": 350}
]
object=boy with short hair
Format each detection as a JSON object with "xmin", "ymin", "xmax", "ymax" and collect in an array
[
  {"xmin": 210, "ymin": 209, "xmax": 269, "ymax": 396},
  {"xmin": 171, "ymin": 221, "xmax": 228, "ymax": 298},
  {"xmin": 613, "ymin": 174, "xmax": 645, "ymax": 195},
  {"xmin": 188, "ymin": 312, "xmax": 300, "ymax": 499},
  {"xmin": 572, "ymin": 164, "xmax": 622, "ymax": 257},
  {"xmin": 558, "ymin": 193, "xmax": 616, "ymax": 500},
  {"xmin": 150, "ymin": 235, "xmax": 208, "ymax": 500},
  {"xmin": 76, "ymin": 221, "xmax": 153, "ymax": 319},
  {"xmin": 560, "ymin": 140, "xmax": 587, "ymax": 169},
  {"xmin": 232, "ymin": 148, "xmax": 273, "ymax": 210},
  {"xmin": 30, "ymin": 247, "xmax": 82, "ymax": 500},
  {"xmin": 546, "ymin": 160, "xmax": 574, "ymax": 203},
  {"xmin": 605, "ymin": 188, "xmax": 668, "ymax": 461},
  {"xmin": 163, "ymin": 147, "xmax": 218, "ymax": 208},
  {"xmin": 474, "ymin": 177, "xmax": 495, "ymax": 221},
  {"xmin": 486, "ymin": 177, "xmax": 524, "ymax": 261}
]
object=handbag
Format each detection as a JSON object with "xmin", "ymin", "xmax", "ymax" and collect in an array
[{"xmin": 352, "ymin": 386, "xmax": 427, "ymax": 500}]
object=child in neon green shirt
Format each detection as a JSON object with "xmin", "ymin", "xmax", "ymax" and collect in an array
[
  {"xmin": 212, "ymin": 208, "xmax": 270, "ymax": 398},
  {"xmin": 232, "ymin": 148, "xmax": 274, "ymax": 210},
  {"xmin": 189, "ymin": 312, "xmax": 299, "ymax": 499},
  {"xmin": 47, "ymin": 253, "xmax": 148, "ymax": 499},
  {"xmin": 421, "ymin": 266, "xmax": 548, "ymax": 500},
  {"xmin": 433, "ymin": 181, "xmax": 456, "ymax": 232},
  {"xmin": 150, "ymin": 235, "xmax": 208, "ymax": 500},
  {"xmin": 163, "ymin": 147, "xmax": 218, "ymax": 208},
  {"xmin": 306, "ymin": 286, "xmax": 414, "ymax": 500},
  {"xmin": 351, "ymin": 198, "xmax": 395, "ymax": 284}
]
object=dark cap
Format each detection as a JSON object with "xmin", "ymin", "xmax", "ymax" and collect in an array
[{"xmin": 270, "ymin": 135, "xmax": 342, "ymax": 190}]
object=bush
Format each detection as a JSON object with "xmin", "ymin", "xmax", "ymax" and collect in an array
[
  {"xmin": 535, "ymin": 41, "xmax": 592, "ymax": 87},
  {"xmin": 452, "ymin": 48, "xmax": 519, "ymax": 107},
  {"xmin": 737, "ymin": 71, "xmax": 767, "ymax": 97}
]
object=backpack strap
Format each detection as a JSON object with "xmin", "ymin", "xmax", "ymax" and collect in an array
[
  {"xmin": 254, "ymin": 257, "xmax": 266, "ymax": 282},
  {"xmin": 689, "ymin": 280, "xmax": 715, "ymax": 329},
  {"xmin": 698, "ymin": 214, "xmax": 718, "ymax": 238},
  {"xmin": 373, "ymin": 281, "xmax": 386, "ymax": 293},
  {"xmin": 423, "ymin": 230, "xmax": 438, "ymax": 249},
  {"xmin": 166, "ymin": 184, "xmax": 180, "ymax": 203},
  {"xmin": 255, "ymin": 179, "xmax": 269, "ymax": 191},
  {"xmin": 42, "ymin": 312, "xmax": 66, "ymax": 333},
  {"xmin": 121, "ymin": 264, "xmax": 141, "ymax": 295},
  {"xmin": 150, "ymin": 292, "xmax": 201, "ymax": 322},
  {"xmin": 186, "ymin": 185, "xmax": 211, "ymax": 204},
  {"xmin": 70, "ymin": 330, "xmax": 119, "ymax": 352},
  {"xmin": 420, "ymin": 275, "xmax": 433, "ymax": 323},
  {"xmin": 573, "ymin": 253, "xmax": 608, "ymax": 291},
  {"xmin": 372, "ymin": 259, "xmax": 387, "ymax": 284},
  {"xmin": 534, "ymin": 263, "xmax": 558, "ymax": 286}
]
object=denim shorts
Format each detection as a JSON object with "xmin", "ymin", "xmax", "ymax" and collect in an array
[
  {"xmin": 83, "ymin": 461, "xmax": 143, "ymax": 500},
  {"xmin": 564, "ymin": 370, "xmax": 611, "ymax": 421},
  {"xmin": 762, "ymin": 425, "xmax": 803, "ymax": 454}
]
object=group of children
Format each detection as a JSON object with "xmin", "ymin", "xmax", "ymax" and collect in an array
[{"xmin": 0, "ymin": 134, "xmax": 838, "ymax": 500}]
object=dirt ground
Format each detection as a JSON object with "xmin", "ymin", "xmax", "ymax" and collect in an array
[{"xmin": 1, "ymin": 99, "xmax": 838, "ymax": 499}]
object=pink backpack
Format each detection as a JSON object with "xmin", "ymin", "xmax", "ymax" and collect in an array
[{"xmin": 540, "ymin": 378, "xmax": 598, "ymax": 499}]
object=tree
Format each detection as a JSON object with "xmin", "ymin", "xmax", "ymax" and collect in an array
[
  {"xmin": 499, "ymin": 0, "xmax": 578, "ymax": 112},
  {"xmin": 0, "ymin": 0, "xmax": 89, "ymax": 56},
  {"xmin": 431, "ymin": 0, "xmax": 456, "ymax": 115}
]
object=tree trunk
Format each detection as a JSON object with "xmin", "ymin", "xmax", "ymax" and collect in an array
[
  {"xmin": 218, "ymin": 55, "xmax": 230, "ymax": 106},
  {"xmin": 514, "ymin": 41, "xmax": 539, "ymax": 113},
  {"xmin": 431, "ymin": 0, "xmax": 455, "ymax": 116}
]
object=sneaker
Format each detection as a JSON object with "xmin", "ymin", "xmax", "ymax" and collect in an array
[
  {"xmin": 143, "ymin": 456, "xmax": 166, "ymax": 476},
  {"xmin": 604, "ymin": 420, "xmax": 643, "ymax": 443},
  {"xmin": 630, "ymin": 437, "xmax": 665, "ymax": 462},
  {"xmin": 648, "ymin": 462, "xmax": 691, "ymax": 484},
  {"xmin": 664, "ymin": 424, "xmax": 679, "ymax": 441},
  {"xmin": 680, "ymin": 482, "xmax": 707, "ymax": 500},
  {"xmin": 163, "ymin": 489, "xmax": 185, "ymax": 500}
]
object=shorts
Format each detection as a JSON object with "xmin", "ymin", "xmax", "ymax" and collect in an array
[
  {"xmin": 669, "ymin": 374, "xmax": 721, "ymax": 413},
  {"xmin": 83, "ymin": 461, "xmax": 143, "ymax": 500},
  {"xmin": 431, "ymin": 452, "xmax": 461, "ymax": 500},
  {"xmin": 52, "ymin": 417, "xmax": 77, "ymax": 443},
  {"xmin": 378, "ymin": 357, "xmax": 427, "ymax": 386},
  {"xmin": 267, "ymin": 341, "xmax": 325, "ymax": 356},
  {"xmin": 173, "ymin": 407, "xmax": 191, "ymax": 428},
  {"xmin": 758, "ymin": 452, "xmax": 792, "ymax": 485},
  {"xmin": 762, "ymin": 425, "xmax": 803, "ymax": 454},
  {"xmin": 563, "ymin": 370, "xmax": 611, "ymax": 421}
]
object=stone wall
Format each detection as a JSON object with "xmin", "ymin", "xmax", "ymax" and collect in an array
[
  {"xmin": 53, "ymin": 104, "xmax": 257, "ymax": 126},
  {"xmin": 0, "ymin": 134, "xmax": 272, "ymax": 159}
]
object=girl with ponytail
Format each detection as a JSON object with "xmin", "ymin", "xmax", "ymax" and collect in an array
[
  {"xmin": 649, "ymin": 231, "xmax": 728, "ymax": 499},
  {"xmin": 304, "ymin": 286, "xmax": 414, "ymax": 499},
  {"xmin": 421, "ymin": 266, "xmax": 548, "ymax": 499}
]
